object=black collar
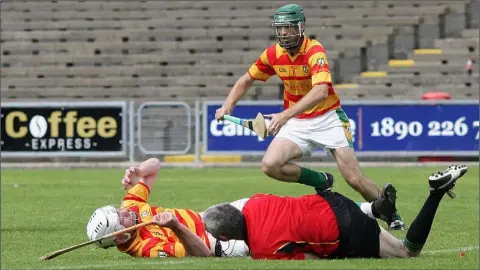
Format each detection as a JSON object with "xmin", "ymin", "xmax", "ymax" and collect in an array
[{"xmin": 241, "ymin": 215, "xmax": 249, "ymax": 247}]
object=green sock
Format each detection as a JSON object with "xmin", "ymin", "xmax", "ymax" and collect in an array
[{"xmin": 297, "ymin": 167, "xmax": 327, "ymax": 189}]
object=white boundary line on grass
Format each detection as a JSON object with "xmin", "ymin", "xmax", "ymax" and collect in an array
[
  {"xmin": 37, "ymin": 259, "xmax": 194, "ymax": 270},
  {"xmin": 422, "ymin": 245, "xmax": 479, "ymax": 254},
  {"xmin": 35, "ymin": 246, "xmax": 479, "ymax": 270}
]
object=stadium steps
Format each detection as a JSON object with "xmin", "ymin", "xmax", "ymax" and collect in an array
[
  {"xmin": 0, "ymin": 0, "xmax": 475, "ymax": 102},
  {"xmin": 342, "ymin": 25, "xmax": 478, "ymax": 97},
  {"xmin": 353, "ymin": 73, "xmax": 478, "ymax": 85}
]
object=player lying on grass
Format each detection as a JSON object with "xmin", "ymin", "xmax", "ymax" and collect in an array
[
  {"xmin": 214, "ymin": 3, "xmax": 405, "ymax": 230},
  {"xmin": 87, "ymin": 158, "xmax": 249, "ymax": 258},
  {"xmin": 203, "ymin": 165, "xmax": 468, "ymax": 260},
  {"xmin": 86, "ymin": 158, "xmax": 399, "ymax": 258}
]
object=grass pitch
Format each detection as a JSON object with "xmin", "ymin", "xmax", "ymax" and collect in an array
[{"xmin": 1, "ymin": 166, "xmax": 479, "ymax": 269}]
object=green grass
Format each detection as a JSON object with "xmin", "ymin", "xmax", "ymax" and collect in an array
[{"xmin": 1, "ymin": 166, "xmax": 479, "ymax": 269}]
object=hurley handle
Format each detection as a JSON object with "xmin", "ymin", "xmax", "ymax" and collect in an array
[
  {"xmin": 223, "ymin": 115, "xmax": 243, "ymax": 125},
  {"xmin": 40, "ymin": 221, "xmax": 155, "ymax": 261}
]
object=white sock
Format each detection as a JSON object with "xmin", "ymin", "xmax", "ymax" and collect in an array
[{"xmin": 360, "ymin": 202, "xmax": 375, "ymax": 219}]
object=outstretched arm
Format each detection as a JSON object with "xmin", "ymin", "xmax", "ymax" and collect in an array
[
  {"xmin": 216, "ymin": 48, "xmax": 274, "ymax": 121},
  {"xmin": 154, "ymin": 212, "xmax": 212, "ymax": 257},
  {"xmin": 215, "ymin": 73, "xmax": 255, "ymax": 120},
  {"xmin": 223, "ymin": 73, "xmax": 255, "ymax": 110},
  {"xmin": 121, "ymin": 158, "xmax": 161, "ymax": 191}
]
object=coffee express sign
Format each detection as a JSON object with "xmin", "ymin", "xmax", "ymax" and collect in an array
[{"xmin": 1, "ymin": 102, "xmax": 127, "ymax": 156}]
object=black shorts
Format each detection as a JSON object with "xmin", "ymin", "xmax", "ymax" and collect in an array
[{"xmin": 318, "ymin": 191, "xmax": 381, "ymax": 259}]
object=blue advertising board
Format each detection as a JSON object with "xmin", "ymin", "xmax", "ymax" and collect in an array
[{"xmin": 203, "ymin": 100, "xmax": 479, "ymax": 156}]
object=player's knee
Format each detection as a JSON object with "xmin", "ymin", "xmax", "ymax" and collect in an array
[{"xmin": 261, "ymin": 158, "xmax": 280, "ymax": 178}]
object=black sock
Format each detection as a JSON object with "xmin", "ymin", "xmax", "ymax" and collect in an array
[
  {"xmin": 403, "ymin": 192, "xmax": 444, "ymax": 253},
  {"xmin": 371, "ymin": 203, "xmax": 380, "ymax": 219}
]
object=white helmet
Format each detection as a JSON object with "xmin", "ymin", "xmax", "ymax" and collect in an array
[{"xmin": 86, "ymin": 205, "xmax": 124, "ymax": 248}]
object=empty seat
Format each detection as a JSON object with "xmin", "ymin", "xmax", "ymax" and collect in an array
[
  {"xmin": 1, "ymin": 41, "xmax": 174, "ymax": 55},
  {"xmin": 1, "ymin": 51, "xmax": 264, "ymax": 67},
  {"xmin": 0, "ymin": 25, "xmax": 394, "ymax": 44},
  {"xmin": 0, "ymin": 64, "xmax": 250, "ymax": 78},
  {"xmin": 435, "ymin": 38, "xmax": 479, "ymax": 50},
  {"xmin": 410, "ymin": 50, "xmax": 479, "ymax": 61},
  {"xmin": 353, "ymin": 73, "xmax": 479, "ymax": 85},
  {"xmin": 462, "ymin": 29, "xmax": 479, "ymax": 38},
  {"xmin": 227, "ymin": 16, "xmax": 421, "ymax": 28},
  {"xmin": 1, "ymin": 10, "xmax": 152, "ymax": 21},
  {"xmin": 337, "ymin": 83, "xmax": 476, "ymax": 100},
  {"xmin": 384, "ymin": 62, "xmax": 478, "ymax": 74},
  {"xmin": 430, "ymin": 84, "xmax": 479, "ymax": 99}
]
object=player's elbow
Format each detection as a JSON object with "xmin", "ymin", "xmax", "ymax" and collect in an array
[
  {"xmin": 147, "ymin": 158, "xmax": 161, "ymax": 171},
  {"xmin": 240, "ymin": 72, "xmax": 255, "ymax": 87},
  {"xmin": 313, "ymin": 84, "xmax": 329, "ymax": 100}
]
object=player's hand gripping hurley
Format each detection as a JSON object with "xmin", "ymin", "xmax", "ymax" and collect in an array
[
  {"xmin": 39, "ymin": 221, "xmax": 154, "ymax": 261},
  {"xmin": 223, "ymin": 113, "xmax": 268, "ymax": 139}
]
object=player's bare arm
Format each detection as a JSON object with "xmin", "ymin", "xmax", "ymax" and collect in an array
[
  {"xmin": 121, "ymin": 158, "xmax": 161, "ymax": 191},
  {"xmin": 283, "ymin": 84, "xmax": 329, "ymax": 119},
  {"xmin": 215, "ymin": 73, "xmax": 255, "ymax": 121},
  {"xmin": 153, "ymin": 212, "xmax": 212, "ymax": 257},
  {"xmin": 266, "ymin": 84, "xmax": 329, "ymax": 135}
]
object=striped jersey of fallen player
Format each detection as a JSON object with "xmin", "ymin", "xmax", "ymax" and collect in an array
[
  {"xmin": 248, "ymin": 37, "xmax": 340, "ymax": 119},
  {"xmin": 118, "ymin": 183, "xmax": 210, "ymax": 258}
]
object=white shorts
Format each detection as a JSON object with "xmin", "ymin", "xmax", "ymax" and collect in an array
[
  {"xmin": 202, "ymin": 198, "xmax": 251, "ymax": 257},
  {"xmin": 276, "ymin": 108, "xmax": 353, "ymax": 156}
]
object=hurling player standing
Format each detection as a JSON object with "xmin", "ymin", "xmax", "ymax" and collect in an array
[{"xmin": 215, "ymin": 4, "xmax": 404, "ymax": 229}]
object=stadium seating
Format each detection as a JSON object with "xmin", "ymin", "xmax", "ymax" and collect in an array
[
  {"xmin": 1, "ymin": 0, "xmax": 478, "ymax": 103},
  {"xmin": 347, "ymin": 27, "xmax": 479, "ymax": 99}
]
